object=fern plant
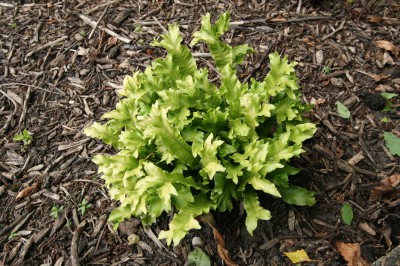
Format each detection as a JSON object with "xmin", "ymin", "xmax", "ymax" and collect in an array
[{"xmin": 84, "ymin": 13, "xmax": 317, "ymax": 245}]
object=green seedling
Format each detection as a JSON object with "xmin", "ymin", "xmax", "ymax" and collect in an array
[
  {"xmin": 341, "ymin": 202, "xmax": 353, "ymax": 225},
  {"xmin": 78, "ymin": 199, "xmax": 92, "ymax": 215},
  {"xmin": 321, "ymin": 66, "xmax": 331, "ymax": 74},
  {"xmin": 9, "ymin": 232, "xmax": 17, "ymax": 240},
  {"xmin": 134, "ymin": 26, "xmax": 142, "ymax": 33},
  {"xmin": 84, "ymin": 12, "xmax": 317, "ymax": 245},
  {"xmin": 13, "ymin": 129, "xmax": 33, "ymax": 147},
  {"xmin": 381, "ymin": 117, "xmax": 390, "ymax": 123},
  {"xmin": 50, "ymin": 205, "xmax": 64, "ymax": 219},
  {"xmin": 336, "ymin": 101, "xmax": 350, "ymax": 119},
  {"xmin": 381, "ymin": 92, "xmax": 398, "ymax": 112},
  {"xmin": 188, "ymin": 248, "xmax": 211, "ymax": 266},
  {"xmin": 384, "ymin": 132, "xmax": 400, "ymax": 156}
]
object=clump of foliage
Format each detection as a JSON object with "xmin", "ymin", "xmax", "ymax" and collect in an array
[
  {"xmin": 13, "ymin": 128, "xmax": 33, "ymax": 148},
  {"xmin": 84, "ymin": 13, "xmax": 317, "ymax": 245},
  {"xmin": 50, "ymin": 204, "xmax": 64, "ymax": 219},
  {"xmin": 78, "ymin": 199, "xmax": 92, "ymax": 215}
]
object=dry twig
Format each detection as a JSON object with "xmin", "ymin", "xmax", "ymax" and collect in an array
[
  {"xmin": 25, "ymin": 36, "xmax": 68, "ymax": 59},
  {"xmin": 71, "ymin": 221, "xmax": 87, "ymax": 266},
  {"xmin": 77, "ymin": 13, "xmax": 131, "ymax": 43},
  {"xmin": 88, "ymin": 5, "xmax": 109, "ymax": 39}
]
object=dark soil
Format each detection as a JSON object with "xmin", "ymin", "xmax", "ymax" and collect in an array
[{"xmin": 1, "ymin": 0, "xmax": 399, "ymax": 265}]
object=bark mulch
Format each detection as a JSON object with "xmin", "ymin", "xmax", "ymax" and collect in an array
[{"xmin": 0, "ymin": 0, "xmax": 399, "ymax": 265}]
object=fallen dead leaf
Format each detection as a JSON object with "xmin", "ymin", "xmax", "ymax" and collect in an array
[
  {"xmin": 235, "ymin": 0, "xmax": 245, "ymax": 6},
  {"xmin": 322, "ymin": 79, "xmax": 330, "ymax": 86},
  {"xmin": 270, "ymin": 17, "xmax": 287, "ymax": 22},
  {"xmin": 376, "ymin": 40, "xmax": 400, "ymax": 57},
  {"xmin": 355, "ymin": 69, "xmax": 390, "ymax": 82},
  {"xmin": 333, "ymin": 192, "xmax": 345, "ymax": 203},
  {"xmin": 382, "ymin": 226, "xmax": 392, "ymax": 249},
  {"xmin": 77, "ymin": 46, "xmax": 89, "ymax": 56},
  {"xmin": 351, "ymin": 8, "xmax": 362, "ymax": 15},
  {"xmin": 199, "ymin": 214, "xmax": 238, "ymax": 266},
  {"xmin": 372, "ymin": 173, "xmax": 400, "ymax": 191},
  {"xmin": 367, "ymin": 16, "xmax": 383, "ymax": 23},
  {"xmin": 217, "ymin": 245, "xmax": 238, "ymax": 266},
  {"xmin": 382, "ymin": 52, "xmax": 395, "ymax": 65},
  {"xmin": 302, "ymin": 36, "xmax": 315, "ymax": 46},
  {"xmin": 359, "ymin": 223, "xmax": 376, "ymax": 236},
  {"xmin": 212, "ymin": 226, "xmax": 226, "ymax": 249},
  {"xmin": 316, "ymin": 97, "xmax": 326, "ymax": 105},
  {"xmin": 284, "ymin": 249, "xmax": 312, "ymax": 263},
  {"xmin": 336, "ymin": 147, "xmax": 345, "ymax": 158},
  {"xmin": 370, "ymin": 174, "xmax": 400, "ymax": 200},
  {"xmin": 375, "ymin": 84, "xmax": 395, "ymax": 92},
  {"xmin": 107, "ymin": 36, "xmax": 118, "ymax": 46},
  {"xmin": 336, "ymin": 242, "xmax": 368, "ymax": 266},
  {"xmin": 16, "ymin": 183, "xmax": 38, "ymax": 200}
]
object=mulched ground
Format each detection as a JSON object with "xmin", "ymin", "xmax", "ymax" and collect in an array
[{"xmin": 1, "ymin": 0, "xmax": 399, "ymax": 265}]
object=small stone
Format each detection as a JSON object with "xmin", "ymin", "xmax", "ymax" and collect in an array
[
  {"xmin": 330, "ymin": 77, "xmax": 343, "ymax": 87},
  {"xmin": 316, "ymin": 50, "xmax": 324, "ymax": 65},
  {"xmin": 74, "ymin": 33, "xmax": 84, "ymax": 41},
  {"xmin": 192, "ymin": 236, "xmax": 203, "ymax": 247},
  {"xmin": 79, "ymin": 69, "xmax": 90, "ymax": 76},
  {"xmin": 128, "ymin": 234, "xmax": 140, "ymax": 245},
  {"xmin": 349, "ymin": 47, "xmax": 356, "ymax": 54},
  {"xmin": 109, "ymin": 46, "xmax": 120, "ymax": 59}
]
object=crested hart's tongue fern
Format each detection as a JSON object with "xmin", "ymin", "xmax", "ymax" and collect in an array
[{"xmin": 84, "ymin": 12, "xmax": 317, "ymax": 245}]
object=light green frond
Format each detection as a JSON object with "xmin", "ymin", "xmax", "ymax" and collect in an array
[
  {"xmin": 211, "ymin": 173, "xmax": 238, "ymax": 211},
  {"xmin": 159, "ymin": 194, "xmax": 215, "ymax": 245},
  {"xmin": 243, "ymin": 189, "xmax": 272, "ymax": 235},
  {"xmin": 220, "ymin": 65, "xmax": 243, "ymax": 118},
  {"xmin": 248, "ymin": 176, "xmax": 281, "ymax": 197},
  {"xmin": 158, "ymin": 212, "xmax": 201, "ymax": 246},
  {"xmin": 152, "ymin": 24, "xmax": 197, "ymax": 76},
  {"xmin": 264, "ymin": 52, "xmax": 298, "ymax": 97},
  {"xmin": 84, "ymin": 122, "xmax": 122, "ymax": 149},
  {"xmin": 191, "ymin": 13, "xmax": 253, "ymax": 70},
  {"xmin": 119, "ymin": 129, "xmax": 145, "ymax": 156},
  {"xmin": 144, "ymin": 105, "xmax": 197, "ymax": 167},
  {"xmin": 271, "ymin": 165, "xmax": 300, "ymax": 188},
  {"xmin": 157, "ymin": 182, "xmax": 178, "ymax": 211},
  {"xmin": 196, "ymin": 134, "xmax": 225, "ymax": 179},
  {"xmin": 289, "ymin": 123, "xmax": 317, "ymax": 144},
  {"xmin": 278, "ymin": 185, "xmax": 315, "ymax": 206}
]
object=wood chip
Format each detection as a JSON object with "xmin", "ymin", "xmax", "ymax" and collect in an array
[
  {"xmin": 376, "ymin": 40, "xmax": 400, "ymax": 57},
  {"xmin": 359, "ymin": 223, "xmax": 376, "ymax": 236},
  {"xmin": 260, "ymin": 238, "xmax": 280, "ymax": 250},
  {"xmin": 16, "ymin": 183, "xmax": 38, "ymax": 200}
]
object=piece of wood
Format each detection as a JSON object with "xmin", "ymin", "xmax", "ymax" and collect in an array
[
  {"xmin": 77, "ymin": 13, "xmax": 131, "ymax": 43},
  {"xmin": 112, "ymin": 9, "xmax": 132, "ymax": 27},
  {"xmin": 25, "ymin": 36, "xmax": 68, "ymax": 59},
  {"xmin": 88, "ymin": 5, "xmax": 109, "ymax": 40},
  {"xmin": 71, "ymin": 221, "xmax": 87, "ymax": 266}
]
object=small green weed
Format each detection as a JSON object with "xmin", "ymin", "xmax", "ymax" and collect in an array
[
  {"xmin": 13, "ymin": 129, "xmax": 33, "ymax": 147},
  {"xmin": 9, "ymin": 232, "xmax": 17, "ymax": 240},
  {"xmin": 384, "ymin": 132, "xmax": 400, "ymax": 156},
  {"xmin": 321, "ymin": 66, "xmax": 331, "ymax": 74},
  {"xmin": 341, "ymin": 202, "xmax": 353, "ymax": 225},
  {"xmin": 50, "ymin": 205, "xmax": 64, "ymax": 219},
  {"xmin": 78, "ymin": 199, "xmax": 92, "ymax": 215},
  {"xmin": 381, "ymin": 92, "xmax": 398, "ymax": 112},
  {"xmin": 134, "ymin": 26, "xmax": 142, "ymax": 33}
]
